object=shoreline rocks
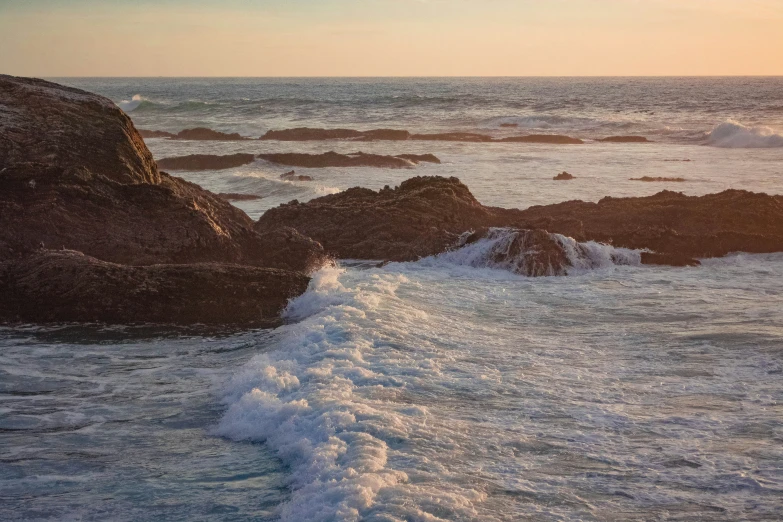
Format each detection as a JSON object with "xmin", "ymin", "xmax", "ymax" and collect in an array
[
  {"xmin": 218, "ymin": 193, "xmax": 262, "ymax": 201},
  {"xmin": 0, "ymin": 75, "xmax": 326, "ymax": 326},
  {"xmin": 156, "ymin": 153, "xmax": 256, "ymax": 171},
  {"xmin": 258, "ymin": 151, "xmax": 440, "ymax": 169},
  {"xmin": 599, "ymin": 136, "xmax": 651, "ymax": 143},
  {"xmin": 554, "ymin": 172, "xmax": 575, "ymax": 180}
]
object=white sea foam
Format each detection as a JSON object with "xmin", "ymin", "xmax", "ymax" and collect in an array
[
  {"xmin": 216, "ymin": 267, "xmax": 484, "ymax": 521},
  {"xmin": 424, "ymin": 228, "xmax": 641, "ymax": 276},
  {"xmin": 706, "ymin": 120, "xmax": 783, "ymax": 148},
  {"xmin": 118, "ymin": 94, "xmax": 145, "ymax": 112}
]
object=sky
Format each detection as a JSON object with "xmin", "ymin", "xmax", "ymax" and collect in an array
[{"xmin": 1, "ymin": 0, "xmax": 782, "ymax": 77}]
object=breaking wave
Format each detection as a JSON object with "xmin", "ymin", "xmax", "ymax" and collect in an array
[
  {"xmin": 426, "ymin": 228, "xmax": 641, "ymax": 276},
  {"xmin": 118, "ymin": 94, "xmax": 146, "ymax": 112},
  {"xmin": 706, "ymin": 120, "xmax": 783, "ymax": 148}
]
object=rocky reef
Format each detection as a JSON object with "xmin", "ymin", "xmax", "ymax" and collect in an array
[
  {"xmin": 0, "ymin": 75, "xmax": 325, "ymax": 326},
  {"xmin": 258, "ymin": 151, "xmax": 440, "ymax": 169},
  {"xmin": 259, "ymin": 127, "xmax": 583, "ymax": 144},
  {"xmin": 257, "ymin": 176, "xmax": 783, "ymax": 269},
  {"xmin": 599, "ymin": 136, "xmax": 651, "ymax": 143},
  {"xmin": 554, "ymin": 172, "xmax": 575, "ymax": 180},
  {"xmin": 156, "ymin": 153, "xmax": 256, "ymax": 171}
]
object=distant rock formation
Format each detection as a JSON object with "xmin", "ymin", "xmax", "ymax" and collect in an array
[
  {"xmin": 410, "ymin": 132, "xmax": 494, "ymax": 142},
  {"xmin": 499, "ymin": 135, "xmax": 584, "ymax": 144},
  {"xmin": 553, "ymin": 172, "xmax": 575, "ymax": 180},
  {"xmin": 156, "ymin": 153, "xmax": 256, "ymax": 171},
  {"xmin": 630, "ymin": 177, "xmax": 686, "ymax": 182},
  {"xmin": 259, "ymin": 151, "xmax": 440, "ymax": 169},
  {"xmin": 139, "ymin": 129, "xmax": 176, "ymax": 139},
  {"xmin": 259, "ymin": 128, "xmax": 583, "ymax": 144},
  {"xmin": 0, "ymin": 75, "xmax": 326, "ymax": 326},
  {"xmin": 218, "ymin": 193, "xmax": 262, "ymax": 201},
  {"xmin": 280, "ymin": 170, "xmax": 314, "ymax": 181},
  {"xmin": 172, "ymin": 127, "xmax": 250, "ymax": 141},
  {"xmin": 599, "ymin": 136, "xmax": 651, "ymax": 143},
  {"xmin": 500, "ymin": 123, "xmax": 519, "ymax": 128}
]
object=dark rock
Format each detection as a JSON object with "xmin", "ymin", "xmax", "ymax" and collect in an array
[
  {"xmin": 599, "ymin": 136, "xmax": 651, "ymax": 143},
  {"xmin": 410, "ymin": 132, "xmax": 494, "ymax": 142},
  {"xmin": 139, "ymin": 129, "xmax": 176, "ymax": 139},
  {"xmin": 0, "ymin": 75, "xmax": 326, "ymax": 325},
  {"xmin": 261, "ymin": 128, "xmax": 363, "ymax": 141},
  {"xmin": 258, "ymin": 175, "xmax": 783, "ymax": 263},
  {"xmin": 218, "ymin": 193, "xmax": 262, "ymax": 201},
  {"xmin": 641, "ymin": 252, "xmax": 701, "ymax": 267},
  {"xmin": 554, "ymin": 172, "xmax": 575, "ymax": 180},
  {"xmin": 630, "ymin": 177, "xmax": 686, "ymax": 182},
  {"xmin": 0, "ymin": 250, "xmax": 309, "ymax": 327},
  {"xmin": 156, "ymin": 153, "xmax": 255, "ymax": 171},
  {"xmin": 499, "ymin": 135, "xmax": 584, "ymax": 144},
  {"xmin": 173, "ymin": 127, "xmax": 250, "ymax": 141},
  {"xmin": 280, "ymin": 170, "xmax": 314, "ymax": 181},
  {"xmin": 500, "ymin": 123, "xmax": 519, "ymax": 128},
  {"xmin": 357, "ymin": 129, "xmax": 411, "ymax": 141},
  {"xmin": 394, "ymin": 154, "xmax": 441, "ymax": 164},
  {"xmin": 259, "ymin": 151, "xmax": 417, "ymax": 169}
]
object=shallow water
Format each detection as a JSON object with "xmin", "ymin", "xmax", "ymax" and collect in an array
[{"xmin": 3, "ymin": 78, "xmax": 782, "ymax": 520}]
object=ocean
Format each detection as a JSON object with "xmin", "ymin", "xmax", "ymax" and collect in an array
[{"xmin": 1, "ymin": 78, "xmax": 782, "ymax": 521}]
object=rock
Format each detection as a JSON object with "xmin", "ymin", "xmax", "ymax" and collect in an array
[
  {"xmin": 260, "ymin": 128, "xmax": 411, "ymax": 141},
  {"xmin": 554, "ymin": 172, "xmax": 575, "ymax": 180},
  {"xmin": 0, "ymin": 250, "xmax": 309, "ymax": 327},
  {"xmin": 630, "ymin": 177, "xmax": 686, "ymax": 182},
  {"xmin": 410, "ymin": 132, "xmax": 494, "ymax": 142},
  {"xmin": 173, "ymin": 127, "xmax": 250, "ymax": 141},
  {"xmin": 280, "ymin": 170, "xmax": 314, "ymax": 181},
  {"xmin": 599, "ymin": 136, "xmax": 650, "ymax": 143},
  {"xmin": 258, "ymin": 175, "xmax": 783, "ymax": 264},
  {"xmin": 500, "ymin": 123, "xmax": 519, "ymax": 128},
  {"xmin": 0, "ymin": 75, "xmax": 326, "ymax": 325},
  {"xmin": 139, "ymin": 129, "xmax": 176, "ymax": 139},
  {"xmin": 394, "ymin": 154, "xmax": 441, "ymax": 164},
  {"xmin": 259, "ymin": 152, "xmax": 420, "ymax": 169},
  {"xmin": 156, "ymin": 153, "xmax": 255, "ymax": 171},
  {"xmin": 218, "ymin": 193, "xmax": 262, "ymax": 201},
  {"xmin": 641, "ymin": 252, "xmax": 700, "ymax": 267},
  {"xmin": 499, "ymin": 135, "xmax": 584, "ymax": 144},
  {"xmin": 256, "ymin": 176, "xmax": 503, "ymax": 261}
]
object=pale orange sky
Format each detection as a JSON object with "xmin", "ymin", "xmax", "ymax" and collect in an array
[{"xmin": 1, "ymin": 0, "xmax": 782, "ymax": 76}]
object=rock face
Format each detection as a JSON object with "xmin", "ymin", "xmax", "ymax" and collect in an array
[
  {"xmin": 554, "ymin": 171, "xmax": 575, "ymax": 180},
  {"xmin": 599, "ymin": 136, "xmax": 650, "ymax": 143},
  {"xmin": 257, "ymin": 176, "xmax": 503, "ymax": 261},
  {"xmin": 258, "ymin": 151, "xmax": 438, "ymax": 169},
  {"xmin": 156, "ymin": 153, "xmax": 255, "ymax": 171},
  {"xmin": 0, "ymin": 75, "xmax": 326, "ymax": 326},
  {"xmin": 257, "ymin": 175, "xmax": 783, "ymax": 265},
  {"xmin": 0, "ymin": 250, "xmax": 309, "ymax": 327}
]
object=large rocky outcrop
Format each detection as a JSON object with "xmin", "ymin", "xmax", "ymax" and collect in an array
[
  {"xmin": 256, "ymin": 176, "xmax": 783, "ymax": 266},
  {"xmin": 0, "ymin": 250, "xmax": 309, "ymax": 326},
  {"xmin": 0, "ymin": 75, "xmax": 325, "ymax": 326}
]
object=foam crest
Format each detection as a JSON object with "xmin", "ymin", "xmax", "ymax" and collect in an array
[
  {"xmin": 429, "ymin": 228, "xmax": 640, "ymax": 276},
  {"xmin": 118, "ymin": 94, "xmax": 145, "ymax": 112},
  {"xmin": 216, "ymin": 267, "xmax": 481, "ymax": 521},
  {"xmin": 706, "ymin": 120, "xmax": 783, "ymax": 148}
]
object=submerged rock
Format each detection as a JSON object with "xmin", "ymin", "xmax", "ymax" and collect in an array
[
  {"xmin": 139, "ymin": 129, "xmax": 176, "ymax": 139},
  {"xmin": 218, "ymin": 193, "xmax": 262, "ymax": 201},
  {"xmin": 173, "ymin": 127, "xmax": 250, "ymax": 141},
  {"xmin": 630, "ymin": 176, "xmax": 686, "ymax": 182},
  {"xmin": 410, "ymin": 132, "xmax": 494, "ymax": 142},
  {"xmin": 0, "ymin": 250, "xmax": 309, "ymax": 327},
  {"xmin": 554, "ymin": 171, "xmax": 575, "ymax": 180},
  {"xmin": 280, "ymin": 170, "xmax": 314, "ymax": 182},
  {"xmin": 599, "ymin": 136, "xmax": 651, "ymax": 143},
  {"xmin": 500, "ymin": 123, "xmax": 519, "ymax": 128},
  {"xmin": 0, "ymin": 75, "xmax": 326, "ymax": 325},
  {"xmin": 260, "ymin": 128, "xmax": 411, "ymax": 141},
  {"xmin": 156, "ymin": 153, "xmax": 256, "ymax": 171},
  {"xmin": 499, "ymin": 135, "xmax": 584, "ymax": 144},
  {"xmin": 259, "ymin": 151, "xmax": 435, "ymax": 169},
  {"xmin": 395, "ymin": 154, "xmax": 441, "ymax": 164}
]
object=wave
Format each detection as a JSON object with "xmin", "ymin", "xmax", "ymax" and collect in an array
[
  {"xmin": 426, "ymin": 228, "xmax": 641, "ymax": 276},
  {"xmin": 118, "ymin": 94, "xmax": 145, "ymax": 112},
  {"xmin": 706, "ymin": 120, "xmax": 783, "ymax": 148},
  {"xmin": 216, "ymin": 267, "xmax": 483, "ymax": 521}
]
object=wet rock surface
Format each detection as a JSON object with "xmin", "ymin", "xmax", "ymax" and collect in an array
[
  {"xmin": 0, "ymin": 75, "xmax": 325, "ymax": 326},
  {"xmin": 217, "ymin": 193, "xmax": 262, "ymax": 201},
  {"xmin": 599, "ymin": 136, "xmax": 651, "ymax": 143},
  {"xmin": 554, "ymin": 171, "xmax": 575, "ymax": 180},
  {"xmin": 156, "ymin": 153, "xmax": 256, "ymax": 171}
]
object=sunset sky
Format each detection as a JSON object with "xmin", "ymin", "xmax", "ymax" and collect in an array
[{"xmin": 1, "ymin": 0, "xmax": 782, "ymax": 76}]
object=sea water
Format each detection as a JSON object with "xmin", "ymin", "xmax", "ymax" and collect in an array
[{"xmin": 1, "ymin": 78, "xmax": 782, "ymax": 521}]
